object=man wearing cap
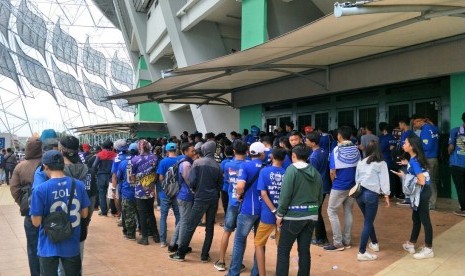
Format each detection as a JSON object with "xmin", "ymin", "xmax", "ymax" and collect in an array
[
  {"xmin": 9, "ymin": 137, "xmax": 43, "ymax": 276},
  {"xmin": 411, "ymin": 114, "xmax": 439, "ymax": 209},
  {"xmin": 157, "ymin": 142, "xmax": 181, "ymax": 247},
  {"xmin": 110, "ymin": 139, "xmax": 129, "ymax": 223},
  {"xmin": 228, "ymin": 142, "xmax": 266, "ymax": 276},
  {"xmin": 92, "ymin": 140, "xmax": 117, "ymax": 216},
  {"xmin": 30, "ymin": 150, "xmax": 90, "ymax": 276},
  {"xmin": 170, "ymin": 141, "xmax": 223, "ymax": 262}
]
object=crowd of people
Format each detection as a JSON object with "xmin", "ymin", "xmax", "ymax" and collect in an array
[{"xmin": 4, "ymin": 111, "xmax": 465, "ymax": 275}]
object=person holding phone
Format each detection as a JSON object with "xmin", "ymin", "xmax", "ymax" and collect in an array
[{"xmin": 392, "ymin": 135, "xmax": 434, "ymax": 260}]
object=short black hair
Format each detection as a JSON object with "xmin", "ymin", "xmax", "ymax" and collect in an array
[
  {"xmin": 410, "ymin": 114, "xmax": 425, "ymax": 120},
  {"xmin": 279, "ymin": 136, "xmax": 291, "ymax": 149},
  {"xmin": 224, "ymin": 145, "xmax": 234, "ymax": 157},
  {"xmin": 285, "ymin": 122, "xmax": 294, "ymax": 129},
  {"xmin": 230, "ymin": 131, "xmax": 238, "ymax": 137},
  {"xmin": 261, "ymin": 135, "xmax": 273, "ymax": 145},
  {"xmin": 289, "ymin": 130, "xmax": 301, "ymax": 138},
  {"xmin": 271, "ymin": 148, "xmax": 287, "ymax": 162},
  {"xmin": 305, "ymin": 131, "xmax": 320, "ymax": 144},
  {"xmin": 292, "ymin": 145, "xmax": 310, "ymax": 161},
  {"xmin": 233, "ymin": 140, "xmax": 248, "ymax": 155},
  {"xmin": 46, "ymin": 162, "xmax": 65, "ymax": 171},
  {"xmin": 338, "ymin": 126, "xmax": 352, "ymax": 141},
  {"xmin": 399, "ymin": 116, "xmax": 411, "ymax": 125},
  {"xmin": 180, "ymin": 142, "xmax": 194, "ymax": 154},
  {"xmin": 365, "ymin": 122, "xmax": 375, "ymax": 132},
  {"xmin": 101, "ymin": 139, "xmax": 113, "ymax": 150}
]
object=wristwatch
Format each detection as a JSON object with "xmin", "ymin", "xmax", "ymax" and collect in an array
[{"xmin": 271, "ymin": 209, "xmax": 277, "ymax": 214}]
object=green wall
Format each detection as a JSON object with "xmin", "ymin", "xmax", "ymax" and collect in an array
[
  {"xmin": 239, "ymin": 0, "xmax": 267, "ymax": 129},
  {"xmin": 239, "ymin": 104, "xmax": 262, "ymax": 132},
  {"xmin": 449, "ymin": 73, "xmax": 465, "ymax": 199}
]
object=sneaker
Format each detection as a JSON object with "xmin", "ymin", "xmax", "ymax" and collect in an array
[
  {"xmin": 343, "ymin": 243, "xmax": 352, "ymax": 249},
  {"xmin": 125, "ymin": 235, "xmax": 136, "ymax": 240},
  {"xmin": 153, "ymin": 234, "xmax": 160, "ymax": 243},
  {"xmin": 402, "ymin": 242, "xmax": 415, "ymax": 254},
  {"xmin": 214, "ymin": 260, "xmax": 226, "ymax": 271},
  {"xmin": 137, "ymin": 237, "xmax": 149, "ymax": 245},
  {"xmin": 323, "ymin": 244, "xmax": 344, "ymax": 251},
  {"xmin": 453, "ymin": 210, "xmax": 465, "ymax": 217},
  {"xmin": 117, "ymin": 221, "xmax": 123, "ymax": 227},
  {"xmin": 160, "ymin": 242, "xmax": 167, "ymax": 248},
  {"xmin": 169, "ymin": 252, "xmax": 185, "ymax": 262},
  {"xmin": 168, "ymin": 244, "xmax": 178, "ymax": 253},
  {"xmin": 397, "ymin": 200, "xmax": 411, "ymax": 206},
  {"xmin": 413, "ymin": 247, "xmax": 434, "ymax": 260},
  {"xmin": 186, "ymin": 246, "xmax": 193, "ymax": 254},
  {"xmin": 369, "ymin": 242, "xmax": 380, "ymax": 252},
  {"xmin": 240, "ymin": 264, "xmax": 246, "ymax": 273},
  {"xmin": 357, "ymin": 251, "xmax": 378, "ymax": 261},
  {"xmin": 201, "ymin": 256, "xmax": 211, "ymax": 263}
]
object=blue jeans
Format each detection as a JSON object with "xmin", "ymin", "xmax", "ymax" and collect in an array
[
  {"xmin": 356, "ymin": 187, "xmax": 379, "ymax": 253},
  {"xmin": 178, "ymin": 200, "xmax": 218, "ymax": 259},
  {"xmin": 96, "ymin": 174, "xmax": 110, "ymax": 215},
  {"xmin": 228, "ymin": 213, "xmax": 260, "ymax": 276},
  {"xmin": 24, "ymin": 216, "xmax": 40, "ymax": 276},
  {"xmin": 276, "ymin": 220, "xmax": 314, "ymax": 276},
  {"xmin": 223, "ymin": 204, "xmax": 240, "ymax": 232},
  {"xmin": 170, "ymin": 199, "xmax": 193, "ymax": 246},
  {"xmin": 160, "ymin": 197, "xmax": 180, "ymax": 243}
]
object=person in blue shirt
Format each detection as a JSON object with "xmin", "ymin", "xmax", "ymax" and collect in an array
[
  {"xmin": 448, "ymin": 112, "xmax": 465, "ymax": 216},
  {"xmin": 168, "ymin": 142, "xmax": 197, "ymax": 253},
  {"xmin": 261, "ymin": 136, "xmax": 273, "ymax": 166},
  {"xmin": 325, "ymin": 126, "xmax": 361, "ymax": 251},
  {"xmin": 30, "ymin": 150, "xmax": 90, "ymax": 276},
  {"xmin": 220, "ymin": 146, "xmax": 234, "ymax": 218},
  {"xmin": 378, "ymin": 123, "xmax": 400, "ymax": 198},
  {"xmin": 411, "ymin": 114, "xmax": 439, "ymax": 210},
  {"xmin": 392, "ymin": 134, "xmax": 434, "ymax": 260},
  {"xmin": 305, "ymin": 131, "xmax": 330, "ymax": 246},
  {"xmin": 255, "ymin": 147, "xmax": 286, "ymax": 276},
  {"xmin": 228, "ymin": 142, "xmax": 265, "ymax": 276},
  {"xmin": 278, "ymin": 136, "xmax": 292, "ymax": 170},
  {"xmin": 157, "ymin": 142, "xmax": 181, "ymax": 247},
  {"xmin": 214, "ymin": 140, "xmax": 248, "ymax": 271},
  {"xmin": 396, "ymin": 117, "xmax": 415, "ymax": 205}
]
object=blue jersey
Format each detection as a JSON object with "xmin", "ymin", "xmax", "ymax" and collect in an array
[
  {"xmin": 309, "ymin": 147, "xmax": 330, "ymax": 193},
  {"xmin": 407, "ymin": 157, "xmax": 430, "ymax": 185},
  {"xmin": 115, "ymin": 155, "xmax": 135, "ymax": 200},
  {"xmin": 220, "ymin": 157, "xmax": 234, "ymax": 192},
  {"xmin": 225, "ymin": 159, "xmax": 247, "ymax": 207},
  {"xmin": 237, "ymin": 159, "xmax": 262, "ymax": 215},
  {"xmin": 30, "ymin": 177, "xmax": 90, "ymax": 257},
  {"xmin": 420, "ymin": 123, "xmax": 439, "ymax": 159},
  {"xmin": 282, "ymin": 154, "xmax": 292, "ymax": 170},
  {"xmin": 379, "ymin": 134, "xmax": 397, "ymax": 168},
  {"xmin": 449, "ymin": 126, "xmax": 465, "ymax": 168},
  {"xmin": 156, "ymin": 156, "xmax": 178, "ymax": 199},
  {"xmin": 400, "ymin": 130, "xmax": 414, "ymax": 149},
  {"xmin": 257, "ymin": 166, "xmax": 285, "ymax": 224}
]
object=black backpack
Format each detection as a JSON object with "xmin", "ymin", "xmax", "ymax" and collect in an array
[{"xmin": 161, "ymin": 159, "xmax": 185, "ymax": 198}]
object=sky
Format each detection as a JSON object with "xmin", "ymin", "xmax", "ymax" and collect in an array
[{"xmin": 0, "ymin": 0, "xmax": 134, "ymax": 137}]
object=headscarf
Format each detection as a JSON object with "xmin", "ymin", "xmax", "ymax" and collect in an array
[{"xmin": 138, "ymin": 139, "xmax": 151, "ymax": 154}]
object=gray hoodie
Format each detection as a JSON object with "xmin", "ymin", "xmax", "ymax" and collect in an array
[
  {"xmin": 188, "ymin": 141, "xmax": 222, "ymax": 202},
  {"xmin": 64, "ymin": 163, "xmax": 88, "ymax": 182}
]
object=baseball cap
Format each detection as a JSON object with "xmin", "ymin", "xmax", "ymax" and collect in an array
[
  {"xmin": 129, "ymin": 142, "xmax": 138, "ymax": 151},
  {"xmin": 42, "ymin": 150, "xmax": 64, "ymax": 167},
  {"xmin": 304, "ymin": 125, "xmax": 313, "ymax": 134},
  {"xmin": 165, "ymin": 142, "xmax": 177, "ymax": 151},
  {"xmin": 249, "ymin": 142, "xmax": 265, "ymax": 155}
]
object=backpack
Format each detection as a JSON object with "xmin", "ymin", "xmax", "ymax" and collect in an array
[{"xmin": 161, "ymin": 159, "xmax": 185, "ymax": 198}]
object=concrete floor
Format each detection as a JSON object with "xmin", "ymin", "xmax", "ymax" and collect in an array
[{"xmin": 1, "ymin": 184, "xmax": 464, "ymax": 275}]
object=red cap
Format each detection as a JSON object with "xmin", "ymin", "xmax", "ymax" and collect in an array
[
  {"xmin": 304, "ymin": 126, "xmax": 313, "ymax": 134},
  {"xmin": 82, "ymin": 143, "xmax": 90, "ymax": 152}
]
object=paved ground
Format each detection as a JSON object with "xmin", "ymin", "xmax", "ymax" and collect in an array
[{"xmin": 1, "ymin": 184, "xmax": 464, "ymax": 275}]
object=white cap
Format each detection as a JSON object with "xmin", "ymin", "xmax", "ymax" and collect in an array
[{"xmin": 249, "ymin": 142, "xmax": 265, "ymax": 155}]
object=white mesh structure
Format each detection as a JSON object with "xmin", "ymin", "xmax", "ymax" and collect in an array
[
  {"xmin": 51, "ymin": 59, "xmax": 87, "ymax": 108},
  {"xmin": 82, "ymin": 70, "xmax": 113, "ymax": 113},
  {"xmin": 110, "ymin": 52, "xmax": 133, "ymax": 88},
  {"xmin": 52, "ymin": 20, "xmax": 78, "ymax": 72},
  {"xmin": 16, "ymin": 0, "xmax": 47, "ymax": 59},
  {"xmin": 110, "ymin": 81, "xmax": 135, "ymax": 113},
  {"xmin": 82, "ymin": 37, "xmax": 106, "ymax": 82},
  {"xmin": 0, "ymin": 42, "xmax": 23, "ymax": 92},
  {"xmin": 15, "ymin": 38, "xmax": 56, "ymax": 100},
  {"xmin": 0, "ymin": 0, "xmax": 10, "ymax": 43}
]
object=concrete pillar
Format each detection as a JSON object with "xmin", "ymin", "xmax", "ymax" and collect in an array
[{"xmin": 450, "ymin": 73, "xmax": 465, "ymax": 199}]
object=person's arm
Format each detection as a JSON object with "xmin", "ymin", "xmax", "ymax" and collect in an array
[
  {"xmin": 448, "ymin": 130, "xmax": 456, "ymax": 155},
  {"xmin": 420, "ymin": 126, "xmax": 435, "ymax": 153},
  {"xmin": 187, "ymin": 163, "xmax": 198, "ymax": 190},
  {"xmin": 80, "ymin": 207, "xmax": 89, "ymax": 219},
  {"xmin": 236, "ymin": 180, "xmax": 245, "ymax": 199},
  {"xmin": 330, "ymin": 169, "xmax": 336, "ymax": 182},
  {"xmin": 181, "ymin": 162, "xmax": 191, "ymax": 185},
  {"xmin": 261, "ymin": 190, "xmax": 276, "ymax": 212},
  {"xmin": 448, "ymin": 144, "xmax": 454, "ymax": 155},
  {"xmin": 379, "ymin": 162, "xmax": 391, "ymax": 196},
  {"xmin": 31, "ymin": 215, "xmax": 42, "ymax": 227},
  {"xmin": 9, "ymin": 167, "xmax": 22, "ymax": 205}
]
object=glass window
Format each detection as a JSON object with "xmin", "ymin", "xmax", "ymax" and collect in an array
[
  {"xmin": 265, "ymin": 118, "xmax": 277, "ymax": 133},
  {"xmin": 358, "ymin": 107, "xmax": 377, "ymax": 132},
  {"xmin": 279, "ymin": 116, "xmax": 292, "ymax": 130},
  {"xmin": 315, "ymin": 112, "xmax": 329, "ymax": 132},
  {"xmin": 297, "ymin": 114, "xmax": 312, "ymax": 133},
  {"xmin": 338, "ymin": 110, "xmax": 354, "ymax": 128},
  {"xmin": 388, "ymin": 104, "xmax": 410, "ymax": 126},
  {"xmin": 415, "ymin": 101, "xmax": 439, "ymax": 125}
]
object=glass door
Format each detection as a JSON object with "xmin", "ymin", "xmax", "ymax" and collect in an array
[
  {"xmin": 337, "ymin": 109, "xmax": 354, "ymax": 128},
  {"xmin": 358, "ymin": 106, "xmax": 377, "ymax": 132},
  {"xmin": 265, "ymin": 117, "xmax": 277, "ymax": 133},
  {"xmin": 314, "ymin": 112, "xmax": 329, "ymax": 132}
]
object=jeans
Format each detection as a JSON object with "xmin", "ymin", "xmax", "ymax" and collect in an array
[
  {"xmin": 0, "ymin": 168, "xmax": 4, "ymax": 182},
  {"xmin": 40, "ymin": 255, "xmax": 81, "ymax": 276},
  {"xmin": 96, "ymin": 174, "xmax": 110, "ymax": 215},
  {"xmin": 356, "ymin": 187, "xmax": 379, "ymax": 253},
  {"xmin": 24, "ymin": 216, "xmax": 40, "ymax": 276},
  {"xmin": 314, "ymin": 193, "xmax": 328, "ymax": 241},
  {"xmin": 276, "ymin": 220, "xmax": 314, "ymax": 276},
  {"xmin": 4, "ymin": 168, "xmax": 11, "ymax": 185},
  {"xmin": 136, "ymin": 197, "xmax": 159, "ymax": 238},
  {"xmin": 327, "ymin": 189, "xmax": 354, "ymax": 246},
  {"xmin": 170, "ymin": 199, "xmax": 193, "ymax": 247},
  {"xmin": 427, "ymin": 158, "xmax": 438, "ymax": 208},
  {"xmin": 410, "ymin": 185, "xmax": 433, "ymax": 247},
  {"xmin": 228, "ymin": 213, "xmax": 260, "ymax": 276},
  {"xmin": 451, "ymin": 166, "xmax": 465, "ymax": 211},
  {"xmin": 160, "ymin": 197, "xmax": 180, "ymax": 243},
  {"xmin": 178, "ymin": 199, "xmax": 218, "ymax": 259}
]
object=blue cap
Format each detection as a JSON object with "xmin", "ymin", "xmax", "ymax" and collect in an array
[
  {"xmin": 165, "ymin": 142, "xmax": 177, "ymax": 151},
  {"xmin": 128, "ymin": 142, "xmax": 138, "ymax": 151},
  {"xmin": 42, "ymin": 150, "xmax": 64, "ymax": 167},
  {"xmin": 40, "ymin": 129, "xmax": 57, "ymax": 142}
]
